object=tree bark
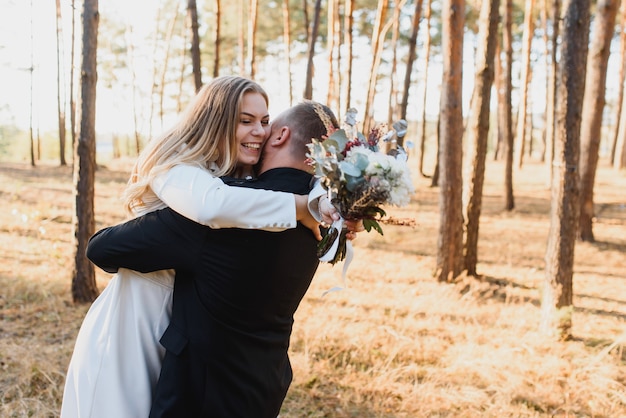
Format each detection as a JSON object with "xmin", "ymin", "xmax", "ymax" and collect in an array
[
  {"xmin": 148, "ymin": 5, "xmax": 163, "ymax": 142},
  {"xmin": 70, "ymin": 0, "xmax": 77, "ymax": 155},
  {"xmin": 177, "ymin": 13, "xmax": 189, "ymax": 112},
  {"xmin": 342, "ymin": 0, "xmax": 354, "ymax": 111},
  {"xmin": 159, "ymin": 7, "xmax": 181, "ymax": 129},
  {"xmin": 71, "ymin": 0, "xmax": 99, "ymax": 304},
  {"xmin": 610, "ymin": 0, "xmax": 626, "ymax": 165},
  {"xmin": 545, "ymin": 0, "xmax": 561, "ymax": 186},
  {"xmin": 541, "ymin": 0, "xmax": 590, "ymax": 340},
  {"xmin": 463, "ymin": 0, "xmax": 500, "ymax": 276},
  {"xmin": 539, "ymin": 0, "xmax": 549, "ymax": 162},
  {"xmin": 303, "ymin": 0, "xmax": 310, "ymax": 45},
  {"xmin": 247, "ymin": 0, "xmax": 259, "ymax": 78},
  {"xmin": 238, "ymin": 0, "xmax": 246, "ymax": 75},
  {"xmin": 500, "ymin": 0, "xmax": 514, "ymax": 210},
  {"xmin": 386, "ymin": 0, "xmax": 402, "ymax": 128},
  {"xmin": 494, "ymin": 41, "xmax": 502, "ymax": 160},
  {"xmin": 616, "ymin": 98, "xmax": 626, "ymax": 170},
  {"xmin": 29, "ymin": 0, "xmax": 35, "ymax": 167},
  {"xmin": 214, "ymin": 0, "xmax": 221, "ymax": 77},
  {"xmin": 613, "ymin": 106, "xmax": 626, "ymax": 171},
  {"xmin": 399, "ymin": 0, "xmax": 423, "ymax": 125},
  {"xmin": 363, "ymin": 0, "xmax": 389, "ymax": 133},
  {"xmin": 431, "ymin": 112, "xmax": 441, "ymax": 187},
  {"xmin": 436, "ymin": 0, "xmax": 465, "ymax": 283},
  {"xmin": 282, "ymin": 0, "xmax": 293, "ymax": 105},
  {"xmin": 419, "ymin": 0, "xmax": 432, "ymax": 177},
  {"xmin": 125, "ymin": 26, "xmax": 142, "ymax": 155},
  {"xmin": 326, "ymin": 0, "xmax": 337, "ymax": 107},
  {"xmin": 55, "ymin": 0, "xmax": 67, "ymax": 166},
  {"xmin": 188, "ymin": 0, "xmax": 202, "ymax": 91},
  {"xmin": 303, "ymin": 0, "xmax": 322, "ymax": 99},
  {"xmin": 578, "ymin": 0, "xmax": 619, "ymax": 242},
  {"xmin": 514, "ymin": 0, "xmax": 536, "ymax": 169}
]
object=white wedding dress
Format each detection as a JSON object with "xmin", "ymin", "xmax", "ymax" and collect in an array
[{"xmin": 60, "ymin": 164, "xmax": 301, "ymax": 418}]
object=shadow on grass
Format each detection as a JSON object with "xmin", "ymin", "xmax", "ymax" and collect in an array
[
  {"xmin": 456, "ymin": 274, "xmax": 626, "ymax": 322},
  {"xmin": 0, "ymin": 162, "xmax": 129, "ymax": 185},
  {"xmin": 589, "ymin": 238, "xmax": 626, "ymax": 253}
]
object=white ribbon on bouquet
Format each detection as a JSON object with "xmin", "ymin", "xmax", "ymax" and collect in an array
[{"xmin": 320, "ymin": 217, "xmax": 354, "ymax": 297}]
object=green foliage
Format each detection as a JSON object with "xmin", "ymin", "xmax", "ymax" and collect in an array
[
  {"xmin": 0, "ymin": 124, "xmax": 30, "ymax": 162},
  {"xmin": 363, "ymin": 218, "xmax": 383, "ymax": 235},
  {"xmin": 0, "ymin": 123, "xmax": 18, "ymax": 155}
]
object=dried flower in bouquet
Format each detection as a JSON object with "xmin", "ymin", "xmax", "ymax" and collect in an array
[{"xmin": 307, "ymin": 121, "xmax": 415, "ymax": 265}]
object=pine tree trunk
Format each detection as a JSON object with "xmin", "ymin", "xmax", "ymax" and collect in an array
[
  {"xmin": 463, "ymin": 0, "xmax": 500, "ymax": 276},
  {"xmin": 616, "ymin": 101, "xmax": 626, "ymax": 170},
  {"xmin": 303, "ymin": 0, "xmax": 310, "ymax": 45},
  {"xmin": 541, "ymin": 0, "xmax": 590, "ymax": 340},
  {"xmin": 610, "ymin": 0, "xmax": 626, "ymax": 164},
  {"xmin": 188, "ymin": 0, "xmax": 202, "ymax": 91},
  {"xmin": 363, "ymin": 0, "xmax": 389, "ymax": 133},
  {"xmin": 214, "ymin": 0, "xmax": 221, "ymax": 77},
  {"xmin": 544, "ymin": 0, "xmax": 561, "ymax": 186},
  {"xmin": 247, "ymin": 0, "xmax": 259, "ymax": 78},
  {"xmin": 613, "ymin": 96, "xmax": 626, "ymax": 171},
  {"xmin": 419, "ymin": 0, "xmax": 432, "ymax": 177},
  {"xmin": 177, "ymin": 16, "xmax": 189, "ymax": 112},
  {"xmin": 159, "ymin": 8, "xmax": 180, "ymax": 129},
  {"xmin": 70, "ymin": 0, "xmax": 77, "ymax": 156},
  {"xmin": 501, "ymin": 0, "xmax": 514, "ymax": 210},
  {"xmin": 578, "ymin": 0, "xmax": 618, "ymax": 242},
  {"xmin": 399, "ymin": 0, "xmax": 423, "ymax": 123},
  {"xmin": 238, "ymin": 0, "xmax": 245, "ymax": 75},
  {"xmin": 514, "ymin": 0, "xmax": 536, "ymax": 169},
  {"xmin": 303, "ymin": 0, "xmax": 322, "ymax": 99},
  {"xmin": 29, "ymin": 1, "xmax": 35, "ymax": 167},
  {"xmin": 55, "ymin": 0, "xmax": 67, "ymax": 166},
  {"xmin": 148, "ymin": 6, "xmax": 163, "ymax": 141},
  {"xmin": 282, "ymin": 0, "xmax": 293, "ymax": 105},
  {"xmin": 71, "ymin": 0, "xmax": 99, "ymax": 304},
  {"xmin": 436, "ymin": 0, "xmax": 465, "ymax": 283},
  {"xmin": 494, "ymin": 41, "xmax": 502, "ymax": 160},
  {"xmin": 342, "ymin": 0, "xmax": 354, "ymax": 111},
  {"xmin": 125, "ymin": 26, "xmax": 142, "ymax": 155},
  {"xmin": 539, "ymin": 0, "xmax": 549, "ymax": 162},
  {"xmin": 387, "ymin": 1, "xmax": 402, "ymax": 129},
  {"xmin": 326, "ymin": 0, "xmax": 336, "ymax": 107}
]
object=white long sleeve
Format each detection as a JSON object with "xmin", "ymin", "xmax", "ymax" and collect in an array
[
  {"xmin": 307, "ymin": 179, "xmax": 327, "ymax": 222},
  {"xmin": 151, "ymin": 164, "xmax": 297, "ymax": 231}
]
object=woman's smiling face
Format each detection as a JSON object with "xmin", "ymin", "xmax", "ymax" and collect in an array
[{"xmin": 235, "ymin": 92, "xmax": 270, "ymax": 168}]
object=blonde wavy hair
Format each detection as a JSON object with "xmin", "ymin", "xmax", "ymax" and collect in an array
[{"xmin": 122, "ymin": 76, "xmax": 269, "ymax": 216}]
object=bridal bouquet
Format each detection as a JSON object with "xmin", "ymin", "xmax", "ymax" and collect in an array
[{"xmin": 307, "ymin": 124, "xmax": 415, "ymax": 265}]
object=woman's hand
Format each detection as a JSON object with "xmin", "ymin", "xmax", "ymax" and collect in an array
[
  {"xmin": 298, "ymin": 194, "xmax": 365, "ymax": 242},
  {"xmin": 317, "ymin": 195, "xmax": 364, "ymax": 241},
  {"xmin": 318, "ymin": 194, "xmax": 340, "ymax": 225}
]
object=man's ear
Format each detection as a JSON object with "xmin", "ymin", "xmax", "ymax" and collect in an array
[{"xmin": 271, "ymin": 126, "xmax": 291, "ymax": 146}]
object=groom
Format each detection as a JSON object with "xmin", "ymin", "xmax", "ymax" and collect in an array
[{"xmin": 87, "ymin": 101, "xmax": 349, "ymax": 417}]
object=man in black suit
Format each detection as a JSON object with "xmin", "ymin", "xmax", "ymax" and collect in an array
[{"xmin": 87, "ymin": 102, "xmax": 348, "ymax": 417}]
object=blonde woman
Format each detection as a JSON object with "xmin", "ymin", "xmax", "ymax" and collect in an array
[{"xmin": 61, "ymin": 77, "xmax": 333, "ymax": 418}]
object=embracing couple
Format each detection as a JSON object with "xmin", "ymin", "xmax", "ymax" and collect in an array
[{"xmin": 60, "ymin": 76, "xmax": 361, "ymax": 417}]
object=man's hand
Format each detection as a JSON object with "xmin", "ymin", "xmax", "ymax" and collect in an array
[
  {"xmin": 296, "ymin": 194, "xmax": 323, "ymax": 240},
  {"xmin": 344, "ymin": 219, "xmax": 365, "ymax": 241}
]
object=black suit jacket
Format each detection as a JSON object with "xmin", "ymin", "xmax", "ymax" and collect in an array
[{"xmin": 87, "ymin": 168, "xmax": 320, "ymax": 418}]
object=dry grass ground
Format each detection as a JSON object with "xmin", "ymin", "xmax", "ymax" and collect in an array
[{"xmin": 0, "ymin": 158, "xmax": 624, "ymax": 417}]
